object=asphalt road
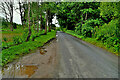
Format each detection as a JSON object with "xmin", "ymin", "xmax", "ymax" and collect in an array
[
  {"xmin": 1, "ymin": 31, "xmax": 118, "ymax": 78},
  {"xmin": 56, "ymin": 31, "xmax": 118, "ymax": 78}
]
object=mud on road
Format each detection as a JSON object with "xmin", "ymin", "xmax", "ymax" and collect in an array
[{"xmin": 2, "ymin": 39, "xmax": 58, "ymax": 78}]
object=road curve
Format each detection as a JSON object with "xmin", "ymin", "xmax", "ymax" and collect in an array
[{"xmin": 56, "ymin": 31, "xmax": 118, "ymax": 78}]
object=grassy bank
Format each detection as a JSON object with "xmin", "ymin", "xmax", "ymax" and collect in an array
[
  {"xmin": 1, "ymin": 31, "xmax": 56, "ymax": 66},
  {"xmin": 2, "ymin": 28, "xmax": 24, "ymax": 42},
  {"xmin": 65, "ymin": 30, "xmax": 119, "ymax": 56},
  {"xmin": 2, "ymin": 29, "xmax": 45, "ymax": 50}
]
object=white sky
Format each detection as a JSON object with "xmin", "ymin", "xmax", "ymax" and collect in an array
[
  {"xmin": 0, "ymin": 10, "xmax": 59, "ymax": 27},
  {"xmin": 0, "ymin": 2, "xmax": 59, "ymax": 27},
  {"xmin": 13, "ymin": 9, "xmax": 22, "ymax": 24},
  {"xmin": 52, "ymin": 16, "xmax": 59, "ymax": 27}
]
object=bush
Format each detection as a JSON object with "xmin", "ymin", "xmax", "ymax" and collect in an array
[
  {"xmin": 13, "ymin": 36, "xmax": 21, "ymax": 45},
  {"xmin": 81, "ymin": 24, "xmax": 94, "ymax": 37},
  {"xmin": 22, "ymin": 28, "xmax": 29, "ymax": 42},
  {"xmin": 13, "ymin": 23, "xmax": 17, "ymax": 29},
  {"xmin": 95, "ymin": 19, "xmax": 120, "ymax": 53},
  {"xmin": 56, "ymin": 27, "xmax": 61, "ymax": 31},
  {"xmin": 51, "ymin": 24, "xmax": 56, "ymax": 30},
  {"xmin": 75, "ymin": 22, "xmax": 82, "ymax": 35},
  {"xmin": 95, "ymin": 19, "xmax": 119, "ymax": 41},
  {"xmin": 3, "ymin": 37, "xmax": 7, "ymax": 42},
  {"xmin": 84, "ymin": 18, "xmax": 104, "ymax": 27}
]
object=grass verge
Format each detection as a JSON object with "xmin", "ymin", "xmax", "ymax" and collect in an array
[
  {"xmin": 65, "ymin": 30, "xmax": 119, "ymax": 56},
  {"xmin": 1, "ymin": 31, "xmax": 56, "ymax": 66}
]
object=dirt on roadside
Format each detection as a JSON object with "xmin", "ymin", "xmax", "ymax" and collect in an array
[{"xmin": 2, "ymin": 39, "xmax": 59, "ymax": 78}]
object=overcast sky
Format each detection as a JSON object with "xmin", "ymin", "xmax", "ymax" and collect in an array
[
  {"xmin": 0, "ymin": 2, "xmax": 59, "ymax": 27},
  {"xmin": 0, "ymin": 2, "xmax": 22, "ymax": 24}
]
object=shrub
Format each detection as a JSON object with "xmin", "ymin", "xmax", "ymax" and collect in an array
[
  {"xmin": 22, "ymin": 28, "xmax": 29, "ymax": 42},
  {"xmin": 13, "ymin": 23, "xmax": 17, "ymax": 29},
  {"xmin": 95, "ymin": 19, "xmax": 120, "ymax": 53},
  {"xmin": 84, "ymin": 18, "xmax": 104, "ymax": 27},
  {"xmin": 81, "ymin": 24, "xmax": 94, "ymax": 37},
  {"xmin": 75, "ymin": 22, "xmax": 82, "ymax": 35},
  {"xmin": 95, "ymin": 19, "xmax": 119, "ymax": 41},
  {"xmin": 13, "ymin": 36, "xmax": 20, "ymax": 45},
  {"xmin": 3, "ymin": 37, "xmax": 7, "ymax": 42}
]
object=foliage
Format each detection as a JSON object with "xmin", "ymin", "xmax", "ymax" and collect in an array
[
  {"xmin": 59, "ymin": 2, "xmax": 120, "ymax": 55},
  {"xmin": 75, "ymin": 23, "xmax": 82, "ymax": 34},
  {"xmin": 2, "ymin": 19, "xmax": 9, "ymax": 29},
  {"xmin": 95, "ymin": 19, "xmax": 120, "ymax": 53},
  {"xmin": 81, "ymin": 24, "xmax": 94, "ymax": 37},
  {"xmin": 57, "ymin": 2, "xmax": 100, "ymax": 30},
  {"xmin": 13, "ymin": 36, "xmax": 21, "ymax": 45},
  {"xmin": 65, "ymin": 30, "xmax": 119, "ymax": 55},
  {"xmin": 84, "ymin": 18, "xmax": 104, "ymax": 27},
  {"xmin": 56, "ymin": 27, "xmax": 61, "ymax": 31},
  {"xmin": 1, "ymin": 31, "xmax": 56, "ymax": 66},
  {"xmin": 99, "ymin": 2, "xmax": 120, "ymax": 19},
  {"xmin": 95, "ymin": 19, "xmax": 119, "ymax": 41},
  {"xmin": 1, "ymin": 2, "xmax": 58, "ymax": 66},
  {"xmin": 3, "ymin": 37, "xmax": 7, "ymax": 42}
]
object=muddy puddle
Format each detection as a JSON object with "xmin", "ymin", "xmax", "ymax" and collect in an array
[
  {"xmin": 1, "ymin": 39, "xmax": 57, "ymax": 78},
  {"xmin": 2, "ymin": 64, "xmax": 38, "ymax": 78},
  {"xmin": 1, "ymin": 47, "xmax": 48, "ymax": 78},
  {"xmin": 39, "ymin": 47, "xmax": 47, "ymax": 55}
]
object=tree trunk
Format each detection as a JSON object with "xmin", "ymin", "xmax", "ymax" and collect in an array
[
  {"xmin": 23, "ymin": 3, "xmax": 27, "ymax": 29},
  {"xmin": 40, "ymin": 13, "xmax": 43, "ymax": 31},
  {"xmin": 37, "ymin": 18, "xmax": 39, "ymax": 32},
  {"xmin": 31, "ymin": 11, "xmax": 35, "ymax": 30},
  {"xmin": 48, "ymin": 19, "xmax": 51, "ymax": 32},
  {"xmin": 48, "ymin": 10, "xmax": 51, "ymax": 32},
  {"xmin": 50, "ymin": 22, "xmax": 52, "ymax": 31},
  {"xmin": 10, "ymin": 2, "xmax": 13, "ymax": 31},
  {"xmin": 10, "ymin": 5, "xmax": 13, "ymax": 31},
  {"xmin": 37, "ymin": 3, "xmax": 39, "ymax": 32},
  {"xmin": 33, "ymin": 18, "xmax": 35, "ymax": 30},
  {"xmin": 10, "ymin": 22, "xmax": 13, "ymax": 31},
  {"xmin": 26, "ymin": 1, "xmax": 31, "ymax": 41},
  {"xmin": 19, "ymin": 1, "xmax": 24, "ymax": 29},
  {"xmin": 44, "ymin": 10, "xmax": 48, "ymax": 35}
]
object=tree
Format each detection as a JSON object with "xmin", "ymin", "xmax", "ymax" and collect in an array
[
  {"xmin": 56, "ymin": 2, "xmax": 100, "ymax": 30},
  {"xmin": 18, "ymin": 0, "xmax": 27, "ymax": 29},
  {"xmin": 39, "ymin": 1, "xmax": 44, "ymax": 31},
  {"xmin": 0, "ymin": 3, "xmax": 8, "ymax": 22},
  {"xmin": 0, "ymin": 0, "xmax": 14, "ymax": 31},
  {"xmin": 45, "ymin": 8, "xmax": 48, "ymax": 34},
  {"xmin": 47, "ymin": 2, "xmax": 57, "ymax": 32},
  {"xmin": 26, "ymin": 1, "xmax": 31, "ymax": 41},
  {"xmin": 42, "ymin": 2, "xmax": 49, "ymax": 34},
  {"xmin": 99, "ymin": 2, "xmax": 120, "ymax": 38}
]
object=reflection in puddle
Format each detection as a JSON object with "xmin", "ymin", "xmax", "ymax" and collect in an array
[
  {"xmin": 19, "ymin": 65, "xmax": 38, "ymax": 77},
  {"xmin": 2, "ymin": 64, "xmax": 38, "ymax": 78}
]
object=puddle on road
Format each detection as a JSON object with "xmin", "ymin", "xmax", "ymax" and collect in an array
[
  {"xmin": 19, "ymin": 65, "xmax": 38, "ymax": 77},
  {"xmin": 2, "ymin": 64, "xmax": 38, "ymax": 78},
  {"xmin": 39, "ymin": 47, "xmax": 47, "ymax": 55}
]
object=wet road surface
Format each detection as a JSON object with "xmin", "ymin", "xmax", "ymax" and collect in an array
[
  {"xmin": 1, "ymin": 31, "xmax": 118, "ymax": 78},
  {"xmin": 56, "ymin": 31, "xmax": 118, "ymax": 78},
  {"xmin": 1, "ymin": 39, "xmax": 58, "ymax": 78}
]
